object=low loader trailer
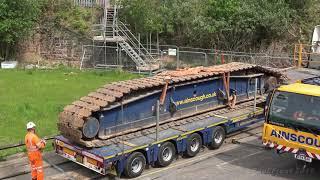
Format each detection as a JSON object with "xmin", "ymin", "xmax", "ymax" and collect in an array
[
  {"xmin": 54, "ymin": 101, "xmax": 264, "ymax": 178},
  {"xmin": 54, "ymin": 62, "xmax": 285, "ymax": 178},
  {"xmin": 57, "ymin": 62, "xmax": 283, "ymax": 147}
]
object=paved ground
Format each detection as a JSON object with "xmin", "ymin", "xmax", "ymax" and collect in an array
[
  {"xmin": 2, "ymin": 125, "xmax": 320, "ymax": 180},
  {"xmin": 132, "ymin": 137, "xmax": 320, "ymax": 180},
  {"xmin": 285, "ymin": 68, "xmax": 320, "ymax": 83},
  {"xmin": 1, "ymin": 68, "xmax": 320, "ymax": 180}
]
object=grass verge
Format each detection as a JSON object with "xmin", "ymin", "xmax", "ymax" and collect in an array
[{"xmin": 0, "ymin": 68, "xmax": 141, "ymax": 158}]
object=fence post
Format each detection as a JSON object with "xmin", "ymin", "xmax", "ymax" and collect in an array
[
  {"xmin": 221, "ymin": 53, "xmax": 225, "ymax": 64},
  {"xmin": 204, "ymin": 53, "xmax": 208, "ymax": 66},
  {"xmin": 138, "ymin": 33, "xmax": 141, "ymax": 56},
  {"xmin": 298, "ymin": 43, "xmax": 303, "ymax": 68},
  {"xmin": 177, "ymin": 47, "xmax": 180, "ymax": 69},
  {"xmin": 253, "ymin": 78, "xmax": 257, "ymax": 114},
  {"xmin": 214, "ymin": 49, "xmax": 217, "ymax": 65},
  {"xmin": 157, "ymin": 32, "xmax": 160, "ymax": 56},
  {"xmin": 156, "ymin": 100, "xmax": 160, "ymax": 141},
  {"xmin": 293, "ymin": 44, "xmax": 297, "ymax": 66},
  {"xmin": 119, "ymin": 48, "xmax": 122, "ymax": 68}
]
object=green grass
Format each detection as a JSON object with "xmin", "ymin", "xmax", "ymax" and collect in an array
[{"xmin": 0, "ymin": 68, "xmax": 141, "ymax": 158}]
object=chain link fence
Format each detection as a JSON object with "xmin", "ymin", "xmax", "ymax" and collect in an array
[
  {"xmin": 84, "ymin": 44, "xmax": 294, "ymax": 72},
  {"xmin": 130, "ymin": 44, "xmax": 294, "ymax": 69},
  {"xmin": 81, "ymin": 44, "xmax": 138, "ymax": 70},
  {"xmin": 156, "ymin": 45, "xmax": 294, "ymax": 70}
]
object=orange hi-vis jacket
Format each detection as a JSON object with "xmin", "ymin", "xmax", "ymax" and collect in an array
[{"xmin": 25, "ymin": 132, "xmax": 45, "ymax": 180}]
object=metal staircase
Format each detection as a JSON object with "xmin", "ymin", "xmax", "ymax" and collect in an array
[
  {"xmin": 104, "ymin": 8, "xmax": 116, "ymax": 37},
  {"xmin": 115, "ymin": 20, "xmax": 159, "ymax": 71},
  {"xmin": 89, "ymin": 5, "xmax": 159, "ymax": 71}
]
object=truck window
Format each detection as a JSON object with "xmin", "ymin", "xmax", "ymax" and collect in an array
[{"xmin": 269, "ymin": 91, "xmax": 320, "ymax": 132}]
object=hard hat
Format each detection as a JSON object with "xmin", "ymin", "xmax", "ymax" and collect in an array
[{"xmin": 26, "ymin": 122, "xmax": 36, "ymax": 129}]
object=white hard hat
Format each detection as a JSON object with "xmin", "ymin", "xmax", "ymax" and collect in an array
[{"xmin": 26, "ymin": 122, "xmax": 36, "ymax": 129}]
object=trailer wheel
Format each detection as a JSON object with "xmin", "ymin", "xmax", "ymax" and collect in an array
[
  {"xmin": 185, "ymin": 133, "xmax": 202, "ymax": 157},
  {"xmin": 209, "ymin": 126, "xmax": 225, "ymax": 149},
  {"xmin": 156, "ymin": 142, "xmax": 176, "ymax": 167},
  {"xmin": 124, "ymin": 152, "xmax": 146, "ymax": 178}
]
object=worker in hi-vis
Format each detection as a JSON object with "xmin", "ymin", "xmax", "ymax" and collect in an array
[{"xmin": 25, "ymin": 122, "xmax": 46, "ymax": 180}]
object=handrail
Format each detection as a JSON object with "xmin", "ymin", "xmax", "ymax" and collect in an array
[
  {"xmin": 74, "ymin": 0, "xmax": 107, "ymax": 8},
  {"xmin": 90, "ymin": 6, "xmax": 158, "ymax": 69},
  {"xmin": 80, "ymin": 48, "xmax": 86, "ymax": 70},
  {"xmin": 115, "ymin": 20, "xmax": 156, "ymax": 63}
]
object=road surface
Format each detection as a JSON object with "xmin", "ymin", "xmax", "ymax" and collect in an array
[
  {"xmin": 1, "ymin": 67, "xmax": 320, "ymax": 180},
  {"xmin": 1, "ymin": 124, "xmax": 320, "ymax": 180}
]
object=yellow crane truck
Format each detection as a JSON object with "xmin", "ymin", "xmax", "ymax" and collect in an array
[{"xmin": 262, "ymin": 76, "xmax": 320, "ymax": 164}]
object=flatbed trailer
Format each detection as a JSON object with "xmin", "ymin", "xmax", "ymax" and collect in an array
[{"xmin": 54, "ymin": 104, "xmax": 264, "ymax": 178}]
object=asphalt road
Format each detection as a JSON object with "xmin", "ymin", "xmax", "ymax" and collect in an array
[
  {"xmin": 132, "ymin": 138, "xmax": 320, "ymax": 180},
  {"xmin": 2, "ymin": 125, "xmax": 320, "ymax": 180},
  {"xmin": 125, "ymin": 127, "xmax": 320, "ymax": 180}
]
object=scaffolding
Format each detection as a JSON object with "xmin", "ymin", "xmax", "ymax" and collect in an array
[{"xmin": 77, "ymin": 0, "xmax": 159, "ymax": 72}]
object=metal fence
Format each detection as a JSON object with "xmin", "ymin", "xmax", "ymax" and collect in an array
[
  {"xmin": 83, "ymin": 44, "xmax": 295, "ymax": 71},
  {"xmin": 73, "ymin": 0, "xmax": 109, "ymax": 7},
  {"xmin": 158, "ymin": 45, "xmax": 294, "ymax": 69},
  {"xmin": 81, "ymin": 44, "xmax": 139, "ymax": 70}
]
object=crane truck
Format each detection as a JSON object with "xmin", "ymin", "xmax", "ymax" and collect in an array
[{"xmin": 262, "ymin": 76, "xmax": 320, "ymax": 164}]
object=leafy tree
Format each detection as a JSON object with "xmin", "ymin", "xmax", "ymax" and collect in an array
[
  {"xmin": 0, "ymin": 0, "xmax": 43, "ymax": 60},
  {"xmin": 205, "ymin": 0, "xmax": 293, "ymax": 50},
  {"xmin": 51, "ymin": 0, "xmax": 94, "ymax": 35},
  {"xmin": 118, "ymin": 0, "xmax": 300, "ymax": 50},
  {"xmin": 285, "ymin": 0, "xmax": 320, "ymax": 43},
  {"xmin": 120, "ymin": 0, "xmax": 164, "ymax": 38}
]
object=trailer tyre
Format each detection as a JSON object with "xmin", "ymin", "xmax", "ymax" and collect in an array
[
  {"xmin": 209, "ymin": 126, "xmax": 225, "ymax": 149},
  {"xmin": 185, "ymin": 133, "xmax": 202, "ymax": 157},
  {"xmin": 157, "ymin": 142, "xmax": 176, "ymax": 167},
  {"xmin": 124, "ymin": 152, "xmax": 146, "ymax": 178}
]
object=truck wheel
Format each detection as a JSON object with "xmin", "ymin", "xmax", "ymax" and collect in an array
[
  {"xmin": 209, "ymin": 126, "xmax": 225, "ymax": 149},
  {"xmin": 156, "ymin": 142, "xmax": 176, "ymax": 167},
  {"xmin": 124, "ymin": 152, "xmax": 146, "ymax": 178},
  {"xmin": 296, "ymin": 160, "xmax": 307, "ymax": 170},
  {"xmin": 185, "ymin": 133, "xmax": 202, "ymax": 157}
]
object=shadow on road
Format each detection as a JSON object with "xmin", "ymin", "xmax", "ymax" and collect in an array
[{"xmin": 214, "ymin": 139, "xmax": 320, "ymax": 180}]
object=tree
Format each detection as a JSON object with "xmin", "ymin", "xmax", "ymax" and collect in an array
[
  {"xmin": 285, "ymin": 0, "xmax": 320, "ymax": 43},
  {"xmin": 119, "ymin": 0, "xmax": 164, "ymax": 43},
  {"xmin": 119, "ymin": 0, "xmax": 299, "ymax": 51},
  {"xmin": 0, "ymin": 0, "xmax": 43, "ymax": 60},
  {"xmin": 50, "ymin": 0, "xmax": 95, "ymax": 35},
  {"xmin": 205, "ymin": 0, "xmax": 293, "ymax": 50}
]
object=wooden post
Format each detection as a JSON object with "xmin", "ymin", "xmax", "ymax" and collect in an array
[
  {"xmin": 293, "ymin": 44, "xmax": 297, "ymax": 66},
  {"xmin": 214, "ymin": 49, "xmax": 217, "ymax": 65},
  {"xmin": 157, "ymin": 32, "xmax": 160, "ymax": 56},
  {"xmin": 177, "ymin": 47, "xmax": 180, "ymax": 69},
  {"xmin": 298, "ymin": 44, "xmax": 303, "ymax": 68},
  {"xmin": 156, "ymin": 100, "xmax": 160, "ymax": 142},
  {"xmin": 149, "ymin": 32, "xmax": 152, "ymax": 53},
  {"xmin": 253, "ymin": 78, "xmax": 257, "ymax": 114},
  {"xmin": 221, "ymin": 53, "xmax": 225, "ymax": 64},
  {"xmin": 159, "ymin": 78, "xmax": 170, "ymax": 105},
  {"xmin": 138, "ymin": 33, "xmax": 141, "ymax": 56}
]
